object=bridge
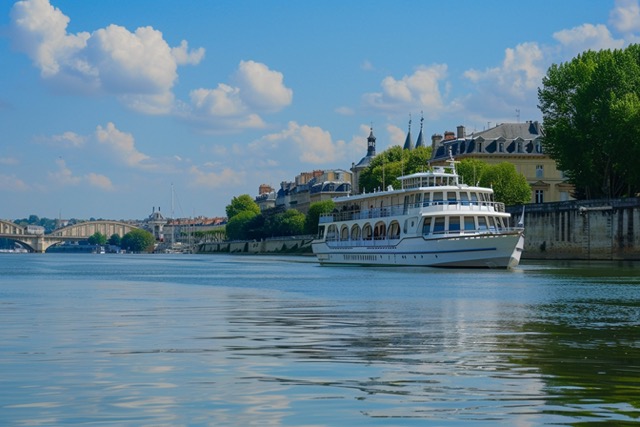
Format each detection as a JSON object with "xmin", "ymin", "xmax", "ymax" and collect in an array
[{"xmin": 0, "ymin": 219, "xmax": 141, "ymax": 253}]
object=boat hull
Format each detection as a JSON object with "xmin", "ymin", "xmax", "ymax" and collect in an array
[{"xmin": 312, "ymin": 231, "xmax": 524, "ymax": 268}]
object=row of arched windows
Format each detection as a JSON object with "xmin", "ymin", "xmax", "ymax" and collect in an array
[{"xmin": 327, "ymin": 220, "xmax": 402, "ymax": 242}]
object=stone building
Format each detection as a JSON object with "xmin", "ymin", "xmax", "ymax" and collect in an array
[{"xmin": 430, "ymin": 121, "xmax": 574, "ymax": 203}]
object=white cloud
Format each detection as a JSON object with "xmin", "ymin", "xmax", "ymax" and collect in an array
[
  {"xmin": 610, "ymin": 0, "xmax": 640, "ymax": 33},
  {"xmin": 9, "ymin": 0, "xmax": 204, "ymax": 114},
  {"xmin": 363, "ymin": 64, "xmax": 448, "ymax": 114},
  {"xmin": 171, "ymin": 40, "xmax": 205, "ymax": 66},
  {"xmin": 47, "ymin": 158, "xmax": 114, "ymax": 190},
  {"xmin": 95, "ymin": 122, "xmax": 151, "ymax": 168},
  {"xmin": 188, "ymin": 165, "xmax": 245, "ymax": 188},
  {"xmin": 51, "ymin": 131, "xmax": 86, "ymax": 148},
  {"xmin": 258, "ymin": 121, "xmax": 346, "ymax": 164},
  {"xmin": 0, "ymin": 174, "xmax": 29, "ymax": 191},
  {"xmin": 186, "ymin": 61, "xmax": 291, "ymax": 131},
  {"xmin": 465, "ymin": 42, "xmax": 545, "ymax": 99},
  {"xmin": 553, "ymin": 23, "xmax": 624, "ymax": 57},
  {"xmin": 234, "ymin": 60, "xmax": 293, "ymax": 111},
  {"xmin": 86, "ymin": 172, "xmax": 115, "ymax": 191}
]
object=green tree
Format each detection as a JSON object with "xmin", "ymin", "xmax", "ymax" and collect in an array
[
  {"xmin": 265, "ymin": 209, "xmax": 305, "ymax": 237},
  {"xmin": 88, "ymin": 232, "xmax": 107, "ymax": 245},
  {"xmin": 108, "ymin": 233, "xmax": 121, "ymax": 246},
  {"xmin": 359, "ymin": 146, "xmax": 432, "ymax": 192},
  {"xmin": 456, "ymin": 158, "xmax": 490, "ymax": 187},
  {"xmin": 225, "ymin": 210, "xmax": 258, "ymax": 240},
  {"xmin": 304, "ymin": 199, "xmax": 335, "ymax": 235},
  {"xmin": 479, "ymin": 162, "xmax": 531, "ymax": 205},
  {"xmin": 225, "ymin": 194, "xmax": 260, "ymax": 220},
  {"xmin": 121, "ymin": 229, "xmax": 155, "ymax": 253},
  {"xmin": 538, "ymin": 44, "xmax": 640, "ymax": 199}
]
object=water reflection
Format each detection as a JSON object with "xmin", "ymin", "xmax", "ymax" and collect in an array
[{"xmin": 0, "ymin": 255, "xmax": 639, "ymax": 426}]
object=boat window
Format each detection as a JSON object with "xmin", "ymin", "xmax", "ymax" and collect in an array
[
  {"xmin": 471, "ymin": 193, "xmax": 479, "ymax": 204},
  {"xmin": 414, "ymin": 193, "xmax": 422, "ymax": 208},
  {"xmin": 389, "ymin": 221, "xmax": 401, "ymax": 239},
  {"xmin": 362, "ymin": 223, "xmax": 373, "ymax": 240},
  {"xmin": 340, "ymin": 226, "xmax": 349, "ymax": 241},
  {"xmin": 374, "ymin": 221, "xmax": 386, "ymax": 240},
  {"xmin": 460, "ymin": 192, "xmax": 469, "ymax": 205},
  {"xmin": 478, "ymin": 217, "xmax": 488, "ymax": 231},
  {"xmin": 489, "ymin": 217, "xmax": 498, "ymax": 232},
  {"xmin": 447, "ymin": 191, "xmax": 456, "ymax": 204},
  {"xmin": 449, "ymin": 216, "xmax": 460, "ymax": 232},
  {"xmin": 351, "ymin": 224, "xmax": 361, "ymax": 241},
  {"xmin": 327, "ymin": 224, "xmax": 339, "ymax": 240},
  {"xmin": 434, "ymin": 217, "xmax": 445, "ymax": 233},
  {"xmin": 433, "ymin": 192, "xmax": 443, "ymax": 204},
  {"xmin": 463, "ymin": 216, "xmax": 475, "ymax": 231},
  {"xmin": 317, "ymin": 225, "xmax": 325, "ymax": 239},
  {"xmin": 422, "ymin": 217, "xmax": 432, "ymax": 235}
]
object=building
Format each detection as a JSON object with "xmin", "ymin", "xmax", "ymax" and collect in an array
[
  {"xmin": 430, "ymin": 121, "xmax": 574, "ymax": 203},
  {"xmin": 271, "ymin": 169, "xmax": 352, "ymax": 215},
  {"xmin": 255, "ymin": 184, "xmax": 276, "ymax": 211},
  {"xmin": 351, "ymin": 127, "xmax": 377, "ymax": 195}
]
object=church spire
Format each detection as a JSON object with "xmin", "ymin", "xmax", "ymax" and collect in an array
[
  {"xmin": 367, "ymin": 125, "xmax": 376, "ymax": 157},
  {"xmin": 415, "ymin": 112, "xmax": 426, "ymax": 148},
  {"xmin": 403, "ymin": 114, "xmax": 414, "ymax": 150}
]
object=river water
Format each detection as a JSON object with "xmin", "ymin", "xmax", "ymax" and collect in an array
[{"xmin": 1, "ymin": 254, "xmax": 639, "ymax": 426}]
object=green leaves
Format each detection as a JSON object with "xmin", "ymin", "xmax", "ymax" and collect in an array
[{"xmin": 539, "ymin": 44, "xmax": 640, "ymax": 199}]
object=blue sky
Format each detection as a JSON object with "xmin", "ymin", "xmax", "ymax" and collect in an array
[{"xmin": 1, "ymin": 0, "xmax": 638, "ymax": 220}]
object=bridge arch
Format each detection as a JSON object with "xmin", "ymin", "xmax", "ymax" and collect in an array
[
  {"xmin": 50, "ymin": 220, "xmax": 140, "ymax": 238},
  {"xmin": 0, "ymin": 219, "xmax": 26, "ymax": 235}
]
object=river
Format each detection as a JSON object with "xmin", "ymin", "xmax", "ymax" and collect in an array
[{"xmin": 1, "ymin": 254, "xmax": 639, "ymax": 426}]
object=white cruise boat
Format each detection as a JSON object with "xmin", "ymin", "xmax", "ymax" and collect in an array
[{"xmin": 312, "ymin": 156, "xmax": 524, "ymax": 268}]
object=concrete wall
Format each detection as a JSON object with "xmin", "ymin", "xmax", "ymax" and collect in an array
[{"xmin": 507, "ymin": 198, "xmax": 640, "ymax": 260}]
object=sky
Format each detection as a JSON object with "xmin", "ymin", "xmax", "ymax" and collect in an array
[{"xmin": 1, "ymin": 0, "xmax": 639, "ymax": 221}]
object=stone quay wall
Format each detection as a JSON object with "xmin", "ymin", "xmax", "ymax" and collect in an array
[
  {"xmin": 507, "ymin": 198, "xmax": 640, "ymax": 260},
  {"xmin": 197, "ymin": 236, "xmax": 314, "ymax": 255}
]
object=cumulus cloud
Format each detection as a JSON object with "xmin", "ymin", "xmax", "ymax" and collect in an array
[
  {"xmin": 188, "ymin": 165, "xmax": 245, "ymax": 188},
  {"xmin": 187, "ymin": 61, "xmax": 292, "ymax": 131},
  {"xmin": 258, "ymin": 121, "xmax": 346, "ymax": 164},
  {"xmin": 9, "ymin": 0, "xmax": 204, "ymax": 113},
  {"xmin": 95, "ymin": 122, "xmax": 151, "ymax": 168},
  {"xmin": 553, "ymin": 23, "xmax": 625, "ymax": 57},
  {"xmin": 465, "ymin": 42, "xmax": 545, "ymax": 99},
  {"xmin": 610, "ymin": 0, "xmax": 640, "ymax": 33},
  {"xmin": 363, "ymin": 64, "xmax": 449, "ymax": 114},
  {"xmin": 51, "ymin": 131, "xmax": 86, "ymax": 148},
  {"xmin": 48, "ymin": 158, "xmax": 114, "ymax": 190},
  {"xmin": 234, "ymin": 60, "xmax": 293, "ymax": 111}
]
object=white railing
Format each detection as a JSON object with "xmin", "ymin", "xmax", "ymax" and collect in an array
[{"xmin": 319, "ymin": 200, "xmax": 505, "ymax": 224}]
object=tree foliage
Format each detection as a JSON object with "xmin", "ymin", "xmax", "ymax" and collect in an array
[
  {"xmin": 225, "ymin": 194, "xmax": 260, "ymax": 220},
  {"xmin": 225, "ymin": 210, "xmax": 258, "ymax": 240},
  {"xmin": 108, "ymin": 233, "xmax": 121, "ymax": 246},
  {"xmin": 538, "ymin": 44, "xmax": 640, "ymax": 199},
  {"xmin": 88, "ymin": 232, "xmax": 107, "ymax": 245},
  {"xmin": 304, "ymin": 199, "xmax": 335, "ymax": 235},
  {"xmin": 121, "ymin": 229, "xmax": 156, "ymax": 253},
  {"xmin": 358, "ymin": 146, "xmax": 432, "ymax": 193}
]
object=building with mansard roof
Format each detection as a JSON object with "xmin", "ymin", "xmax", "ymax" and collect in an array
[
  {"xmin": 350, "ymin": 127, "xmax": 377, "ymax": 195},
  {"xmin": 430, "ymin": 121, "xmax": 573, "ymax": 203}
]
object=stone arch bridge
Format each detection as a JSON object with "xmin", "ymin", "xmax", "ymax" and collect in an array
[{"xmin": 0, "ymin": 219, "xmax": 140, "ymax": 253}]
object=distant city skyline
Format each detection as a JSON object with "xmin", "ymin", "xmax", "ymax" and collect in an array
[{"xmin": 1, "ymin": 0, "xmax": 638, "ymax": 220}]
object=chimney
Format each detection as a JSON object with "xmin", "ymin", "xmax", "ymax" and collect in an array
[{"xmin": 456, "ymin": 125, "xmax": 465, "ymax": 139}]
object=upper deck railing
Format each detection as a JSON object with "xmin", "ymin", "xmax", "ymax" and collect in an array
[{"xmin": 319, "ymin": 200, "xmax": 506, "ymax": 224}]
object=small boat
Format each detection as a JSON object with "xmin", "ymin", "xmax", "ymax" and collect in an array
[{"xmin": 312, "ymin": 155, "xmax": 524, "ymax": 268}]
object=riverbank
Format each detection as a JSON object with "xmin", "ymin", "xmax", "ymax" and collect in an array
[{"xmin": 196, "ymin": 236, "xmax": 313, "ymax": 255}]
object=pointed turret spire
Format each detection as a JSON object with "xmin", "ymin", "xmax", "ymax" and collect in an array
[
  {"xmin": 366, "ymin": 125, "xmax": 376, "ymax": 157},
  {"xmin": 403, "ymin": 114, "xmax": 414, "ymax": 150},
  {"xmin": 415, "ymin": 112, "xmax": 426, "ymax": 148}
]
